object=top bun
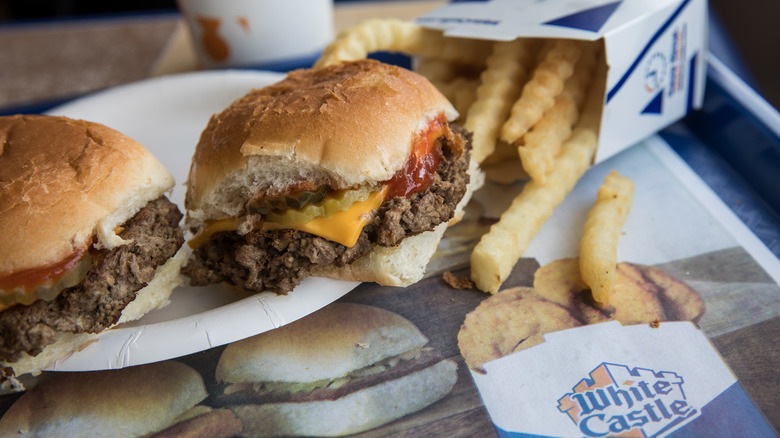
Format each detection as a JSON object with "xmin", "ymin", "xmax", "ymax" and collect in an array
[
  {"xmin": 185, "ymin": 59, "xmax": 457, "ymax": 223},
  {"xmin": 0, "ymin": 115, "xmax": 174, "ymax": 275},
  {"xmin": 215, "ymin": 302, "xmax": 429, "ymax": 384},
  {"xmin": 0, "ymin": 361, "xmax": 207, "ymax": 437}
]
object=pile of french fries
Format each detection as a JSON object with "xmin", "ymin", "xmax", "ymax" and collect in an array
[{"xmin": 315, "ymin": 19, "xmax": 633, "ymax": 306}]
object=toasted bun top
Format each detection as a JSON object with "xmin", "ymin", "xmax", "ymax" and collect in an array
[
  {"xmin": 185, "ymin": 59, "xmax": 457, "ymax": 222},
  {"xmin": 0, "ymin": 361, "xmax": 207, "ymax": 437},
  {"xmin": 216, "ymin": 302, "xmax": 429, "ymax": 384},
  {"xmin": 0, "ymin": 115, "xmax": 174, "ymax": 275}
]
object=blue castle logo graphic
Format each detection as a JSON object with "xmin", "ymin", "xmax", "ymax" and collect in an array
[{"xmin": 557, "ymin": 363, "xmax": 700, "ymax": 437}]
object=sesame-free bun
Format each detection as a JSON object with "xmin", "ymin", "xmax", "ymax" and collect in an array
[
  {"xmin": 0, "ymin": 115, "xmax": 175, "ymax": 274},
  {"xmin": 230, "ymin": 361, "xmax": 457, "ymax": 437},
  {"xmin": 215, "ymin": 302, "xmax": 458, "ymax": 437},
  {"xmin": 0, "ymin": 361, "xmax": 208, "ymax": 437},
  {"xmin": 185, "ymin": 59, "xmax": 458, "ymax": 223},
  {"xmin": 0, "ymin": 114, "xmax": 183, "ymax": 385},
  {"xmin": 216, "ymin": 302, "xmax": 429, "ymax": 384}
]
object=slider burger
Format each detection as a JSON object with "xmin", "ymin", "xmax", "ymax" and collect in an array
[
  {"xmin": 183, "ymin": 59, "xmax": 482, "ymax": 293},
  {"xmin": 0, "ymin": 115, "xmax": 186, "ymax": 386},
  {"xmin": 214, "ymin": 302, "xmax": 458, "ymax": 437}
]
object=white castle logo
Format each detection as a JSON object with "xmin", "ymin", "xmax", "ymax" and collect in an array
[{"xmin": 557, "ymin": 363, "xmax": 700, "ymax": 437}]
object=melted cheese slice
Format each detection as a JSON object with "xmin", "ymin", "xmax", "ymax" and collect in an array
[
  {"xmin": 189, "ymin": 189, "xmax": 385, "ymax": 249},
  {"xmin": 263, "ymin": 189, "xmax": 384, "ymax": 247},
  {"xmin": 187, "ymin": 217, "xmax": 238, "ymax": 249}
]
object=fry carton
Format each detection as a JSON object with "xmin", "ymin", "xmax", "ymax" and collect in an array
[
  {"xmin": 416, "ymin": 0, "xmax": 708, "ymax": 163},
  {"xmin": 470, "ymin": 321, "xmax": 776, "ymax": 437}
]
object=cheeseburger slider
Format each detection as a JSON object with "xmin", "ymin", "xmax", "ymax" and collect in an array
[
  {"xmin": 0, "ymin": 115, "xmax": 186, "ymax": 386},
  {"xmin": 214, "ymin": 302, "xmax": 457, "ymax": 437},
  {"xmin": 183, "ymin": 59, "xmax": 482, "ymax": 294}
]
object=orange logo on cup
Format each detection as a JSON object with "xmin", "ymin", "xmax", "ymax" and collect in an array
[
  {"xmin": 237, "ymin": 16, "xmax": 250, "ymax": 33},
  {"xmin": 196, "ymin": 16, "xmax": 229, "ymax": 61}
]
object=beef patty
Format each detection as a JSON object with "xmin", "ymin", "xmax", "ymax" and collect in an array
[
  {"xmin": 184, "ymin": 124, "xmax": 472, "ymax": 294},
  {"xmin": 0, "ymin": 196, "xmax": 184, "ymax": 363}
]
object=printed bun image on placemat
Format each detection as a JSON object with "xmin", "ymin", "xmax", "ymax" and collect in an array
[
  {"xmin": 458, "ymin": 258, "xmax": 705, "ymax": 372},
  {"xmin": 0, "ymin": 361, "xmax": 242, "ymax": 438},
  {"xmin": 213, "ymin": 302, "xmax": 458, "ymax": 437}
]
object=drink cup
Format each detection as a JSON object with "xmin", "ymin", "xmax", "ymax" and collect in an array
[{"xmin": 176, "ymin": 0, "xmax": 334, "ymax": 70}]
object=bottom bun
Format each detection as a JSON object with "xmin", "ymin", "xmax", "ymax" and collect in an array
[
  {"xmin": 311, "ymin": 221, "xmax": 449, "ymax": 287},
  {"xmin": 116, "ymin": 246, "xmax": 189, "ymax": 324},
  {"xmin": 312, "ymin": 159, "xmax": 484, "ymax": 287},
  {"xmin": 0, "ymin": 247, "xmax": 188, "ymax": 391},
  {"xmin": 229, "ymin": 359, "xmax": 458, "ymax": 437}
]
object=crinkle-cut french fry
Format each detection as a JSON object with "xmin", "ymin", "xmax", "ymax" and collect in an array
[
  {"xmin": 517, "ymin": 92, "xmax": 577, "ymax": 183},
  {"xmin": 418, "ymin": 32, "xmax": 492, "ymax": 67},
  {"xmin": 315, "ymin": 19, "xmax": 427, "ymax": 68},
  {"xmin": 464, "ymin": 38, "xmax": 538, "ymax": 164},
  {"xmin": 432, "ymin": 77, "xmax": 480, "ymax": 120},
  {"xmin": 517, "ymin": 43, "xmax": 600, "ymax": 183},
  {"xmin": 500, "ymin": 39, "xmax": 583, "ymax": 144},
  {"xmin": 471, "ymin": 42, "xmax": 607, "ymax": 294},
  {"xmin": 315, "ymin": 19, "xmax": 490, "ymax": 68},
  {"xmin": 579, "ymin": 170, "xmax": 635, "ymax": 304},
  {"xmin": 565, "ymin": 41, "xmax": 601, "ymax": 109},
  {"xmin": 532, "ymin": 38, "xmax": 555, "ymax": 64},
  {"xmin": 579, "ymin": 48, "xmax": 608, "ymax": 133},
  {"xmin": 481, "ymin": 141, "xmax": 520, "ymax": 167},
  {"xmin": 471, "ymin": 126, "xmax": 598, "ymax": 294},
  {"xmin": 414, "ymin": 57, "xmax": 461, "ymax": 83}
]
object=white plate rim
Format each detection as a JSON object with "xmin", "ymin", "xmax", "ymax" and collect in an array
[{"xmin": 42, "ymin": 70, "xmax": 361, "ymax": 371}]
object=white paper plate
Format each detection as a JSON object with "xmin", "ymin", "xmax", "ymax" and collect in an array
[{"xmin": 44, "ymin": 70, "xmax": 360, "ymax": 371}]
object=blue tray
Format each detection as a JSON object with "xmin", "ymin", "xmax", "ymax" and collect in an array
[{"xmin": 661, "ymin": 55, "xmax": 780, "ymax": 258}]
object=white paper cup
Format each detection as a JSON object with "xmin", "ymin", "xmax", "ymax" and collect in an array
[{"xmin": 176, "ymin": 0, "xmax": 334, "ymax": 70}]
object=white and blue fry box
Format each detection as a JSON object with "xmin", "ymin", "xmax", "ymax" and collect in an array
[
  {"xmin": 417, "ymin": 2, "xmax": 780, "ymax": 437},
  {"xmin": 416, "ymin": 0, "xmax": 708, "ymax": 163}
]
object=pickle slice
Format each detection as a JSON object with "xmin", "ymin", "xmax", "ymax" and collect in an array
[
  {"xmin": 247, "ymin": 184, "xmax": 329, "ymax": 215},
  {"xmin": 286, "ymin": 184, "xmax": 329, "ymax": 209},
  {"xmin": 265, "ymin": 185, "xmax": 378, "ymax": 226},
  {"xmin": 0, "ymin": 253, "xmax": 91, "ymax": 308},
  {"xmin": 265, "ymin": 203, "xmax": 325, "ymax": 225}
]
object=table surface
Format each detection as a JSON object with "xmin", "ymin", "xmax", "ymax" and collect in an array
[{"xmin": 1, "ymin": 1, "xmax": 779, "ymax": 433}]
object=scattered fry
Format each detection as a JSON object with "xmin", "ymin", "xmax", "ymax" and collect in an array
[
  {"xmin": 471, "ymin": 125, "xmax": 598, "ymax": 294},
  {"xmin": 579, "ymin": 170, "xmax": 635, "ymax": 304},
  {"xmin": 501, "ymin": 39, "xmax": 583, "ymax": 144}
]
